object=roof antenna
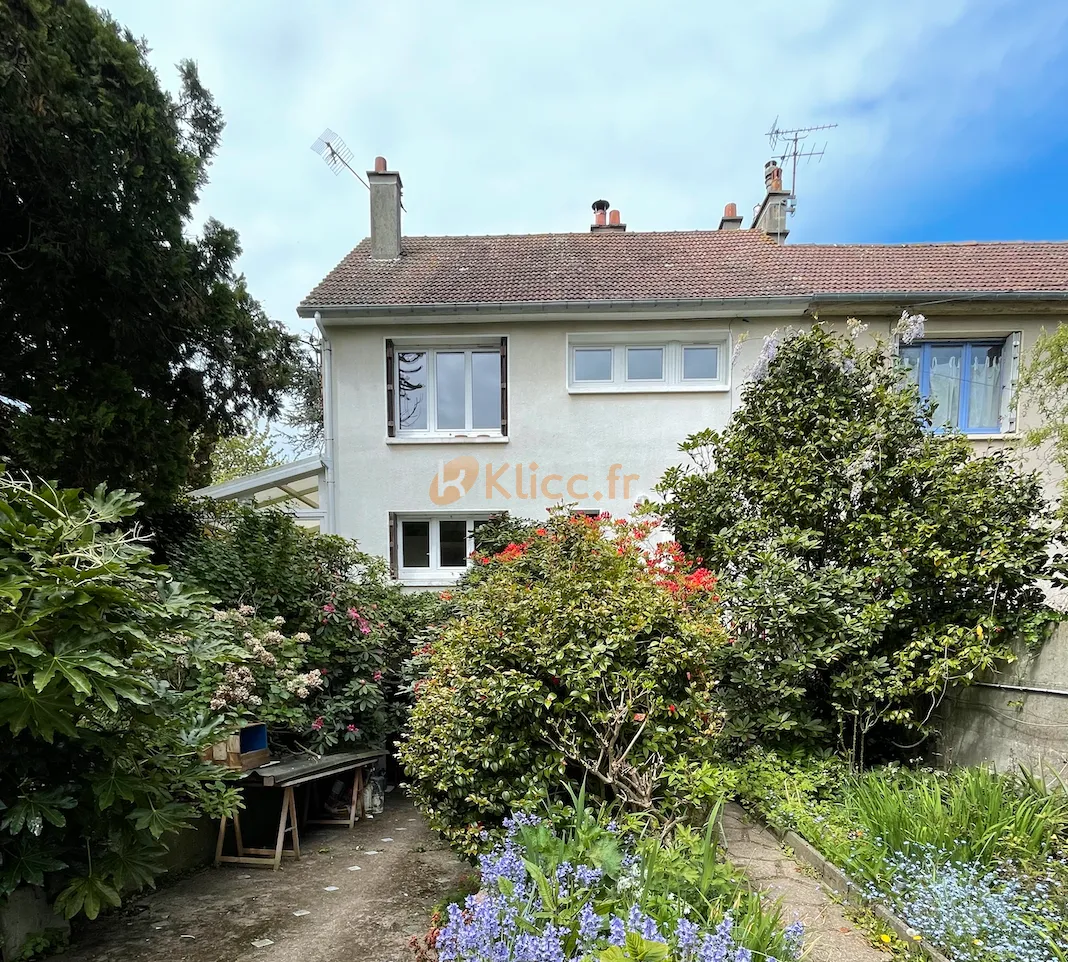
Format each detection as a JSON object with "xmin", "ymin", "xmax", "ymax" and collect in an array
[
  {"xmin": 766, "ymin": 118, "xmax": 837, "ymax": 216},
  {"xmin": 311, "ymin": 128, "xmax": 405, "ymax": 211}
]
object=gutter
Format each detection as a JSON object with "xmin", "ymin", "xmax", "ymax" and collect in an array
[
  {"xmin": 298, "ymin": 295, "xmax": 812, "ymax": 321},
  {"xmin": 300, "ymin": 290, "xmax": 1068, "ymax": 321},
  {"xmin": 810, "ymin": 291, "xmax": 1068, "ymax": 308},
  {"xmin": 315, "ymin": 311, "xmax": 338, "ymax": 535}
]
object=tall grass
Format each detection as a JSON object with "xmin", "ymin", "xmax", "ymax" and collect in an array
[{"xmin": 807, "ymin": 766, "xmax": 1068, "ymax": 878}]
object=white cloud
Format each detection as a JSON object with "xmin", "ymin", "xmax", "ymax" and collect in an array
[{"xmin": 100, "ymin": 0, "xmax": 1068, "ymax": 335}]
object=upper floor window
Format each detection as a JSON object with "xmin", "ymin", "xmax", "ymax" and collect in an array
[
  {"xmin": 387, "ymin": 337, "xmax": 507, "ymax": 438},
  {"xmin": 899, "ymin": 336, "xmax": 1018, "ymax": 434},
  {"xmin": 567, "ymin": 332, "xmax": 729, "ymax": 393}
]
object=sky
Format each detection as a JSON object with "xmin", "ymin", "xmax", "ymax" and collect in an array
[{"xmin": 101, "ymin": 0, "xmax": 1068, "ymax": 341}]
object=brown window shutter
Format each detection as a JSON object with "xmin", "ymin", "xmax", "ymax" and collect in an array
[
  {"xmin": 388, "ymin": 512, "xmax": 398, "ymax": 578},
  {"xmin": 499, "ymin": 336, "xmax": 508, "ymax": 436},
  {"xmin": 385, "ymin": 339, "xmax": 396, "ymax": 437}
]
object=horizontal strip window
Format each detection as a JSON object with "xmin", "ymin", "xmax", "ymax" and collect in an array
[{"xmin": 567, "ymin": 334, "xmax": 729, "ymax": 392}]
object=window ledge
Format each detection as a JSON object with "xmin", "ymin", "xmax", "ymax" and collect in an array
[
  {"xmin": 568, "ymin": 384, "xmax": 730, "ymax": 395},
  {"xmin": 398, "ymin": 575, "xmax": 463, "ymax": 588},
  {"xmin": 958, "ymin": 432, "xmax": 1017, "ymax": 442},
  {"xmin": 387, "ymin": 434, "xmax": 509, "ymax": 445}
]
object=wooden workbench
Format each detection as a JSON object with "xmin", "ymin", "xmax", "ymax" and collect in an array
[{"xmin": 214, "ymin": 749, "xmax": 385, "ymax": 870}]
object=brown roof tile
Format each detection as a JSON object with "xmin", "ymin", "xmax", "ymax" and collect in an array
[{"xmin": 299, "ymin": 231, "xmax": 1068, "ymax": 310}]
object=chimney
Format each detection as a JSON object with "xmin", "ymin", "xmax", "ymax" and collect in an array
[
  {"xmin": 368, "ymin": 155, "xmax": 402, "ymax": 259},
  {"xmin": 750, "ymin": 159, "xmax": 790, "ymax": 243},
  {"xmin": 591, "ymin": 200, "xmax": 626, "ymax": 232},
  {"xmin": 718, "ymin": 202, "xmax": 743, "ymax": 231},
  {"xmin": 590, "ymin": 199, "xmax": 609, "ymax": 231}
]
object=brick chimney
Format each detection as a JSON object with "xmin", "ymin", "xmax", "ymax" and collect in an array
[
  {"xmin": 591, "ymin": 200, "xmax": 626, "ymax": 232},
  {"xmin": 718, "ymin": 202, "xmax": 743, "ymax": 231},
  {"xmin": 368, "ymin": 155, "xmax": 402, "ymax": 259},
  {"xmin": 750, "ymin": 159, "xmax": 789, "ymax": 243}
]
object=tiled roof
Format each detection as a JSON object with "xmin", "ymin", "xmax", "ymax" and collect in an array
[{"xmin": 299, "ymin": 231, "xmax": 1068, "ymax": 310}]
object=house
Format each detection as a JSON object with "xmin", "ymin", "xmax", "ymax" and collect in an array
[{"xmin": 294, "ymin": 156, "xmax": 1068, "ymax": 587}]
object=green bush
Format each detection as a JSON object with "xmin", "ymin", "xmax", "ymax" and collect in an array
[
  {"xmin": 168, "ymin": 502, "xmax": 359, "ymax": 627},
  {"xmin": 656, "ymin": 322, "xmax": 1065, "ymax": 762},
  {"xmin": 0, "ymin": 475, "xmax": 241, "ymax": 919},
  {"xmin": 400, "ymin": 511, "xmax": 727, "ymax": 853},
  {"xmin": 170, "ymin": 502, "xmax": 441, "ymax": 750}
]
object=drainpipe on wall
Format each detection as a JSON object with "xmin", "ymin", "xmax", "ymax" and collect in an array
[{"xmin": 315, "ymin": 311, "xmax": 338, "ymax": 535}]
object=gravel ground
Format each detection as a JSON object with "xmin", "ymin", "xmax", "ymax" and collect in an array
[{"xmin": 60, "ymin": 795, "xmax": 467, "ymax": 962}]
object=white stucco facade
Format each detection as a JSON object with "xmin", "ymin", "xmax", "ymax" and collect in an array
[{"xmin": 317, "ymin": 306, "xmax": 1063, "ymax": 585}]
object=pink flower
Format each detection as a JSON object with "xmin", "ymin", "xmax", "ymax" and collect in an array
[
  {"xmin": 347, "ymin": 724, "xmax": 358, "ymax": 732},
  {"xmin": 373, "ymin": 670, "xmax": 383, "ymax": 682},
  {"xmin": 322, "ymin": 603, "xmax": 335, "ymax": 614},
  {"xmin": 347, "ymin": 607, "xmax": 359, "ymax": 620},
  {"xmin": 311, "ymin": 716, "xmax": 324, "ymax": 731}
]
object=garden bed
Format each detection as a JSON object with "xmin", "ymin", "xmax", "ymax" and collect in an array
[
  {"xmin": 736, "ymin": 753, "xmax": 1068, "ymax": 962},
  {"xmin": 427, "ymin": 793, "xmax": 805, "ymax": 962}
]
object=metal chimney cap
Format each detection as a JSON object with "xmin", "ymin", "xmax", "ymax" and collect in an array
[{"xmin": 591, "ymin": 199, "xmax": 610, "ymax": 212}]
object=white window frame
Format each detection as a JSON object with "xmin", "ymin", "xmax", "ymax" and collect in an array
[
  {"xmin": 392, "ymin": 335, "xmax": 505, "ymax": 439},
  {"xmin": 567, "ymin": 330, "xmax": 730, "ymax": 393},
  {"xmin": 397, "ymin": 514, "xmax": 490, "ymax": 585}
]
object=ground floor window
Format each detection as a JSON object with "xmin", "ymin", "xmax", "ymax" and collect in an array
[{"xmin": 390, "ymin": 514, "xmax": 489, "ymax": 584}]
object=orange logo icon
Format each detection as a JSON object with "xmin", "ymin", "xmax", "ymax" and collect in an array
[{"xmin": 429, "ymin": 456, "xmax": 480, "ymax": 505}]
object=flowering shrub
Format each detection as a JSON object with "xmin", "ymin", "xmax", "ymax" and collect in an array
[
  {"xmin": 401, "ymin": 510, "xmax": 727, "ymax": 851},
  {"xmin": 435, "ymin": 810, "xmax": 804, "ymax": 962},
  {"xmin": 656, "ymin": 323, "xmax": 1065, "ymax": 761},
  {"xmin": 170, "ymin": 502, "xmax": 442, "ymax": 750},
  {"xmin": 192, "ymin": 609, "xmax": 321, "ymax": 735}
]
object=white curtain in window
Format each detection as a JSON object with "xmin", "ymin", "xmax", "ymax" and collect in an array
[
  {"xmin": 968, "ymin": 350, "xmax": 1001, "ymax": 429},
  {"xmin": 928, "ymin": 352, "xmax": 961, "ymax": 428}
]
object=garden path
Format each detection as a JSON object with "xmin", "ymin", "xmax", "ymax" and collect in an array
[
  {"xmin": 61, "ymin": 796, "xmax": 466, "ymax": 962},
  {"xmin": 721, "ymin": 802, "xmax": 887, "ymax": 962}
]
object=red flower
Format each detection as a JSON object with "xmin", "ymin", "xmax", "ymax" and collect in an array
[
  {"xmin": 347, "ymin": 724, "xmax": 358, "ymax": 732},
  {"xmin": 439, "ymin": 590, "xmax": 453, "ymax": 600},
  {"xmin": 373, "ymin": 670, "xmax": 383, "ymax": 682},
  {"xmin": 322, "ymin": 603, "xmax": 335, "ymax": 614},
  {"xmin": 667, "ymin": 704, "xmax": 677, "ymax": 714},
  {"xmin": 311, "ymin": 716, "xmax": 324, "ymax": 731},
  {"xmin": 535, "ymin": 527, "xmax": 548, "ymax": 536},
  {"xmin": 633, "ymin": 713, "xmax": 647, "ymax": 722}
]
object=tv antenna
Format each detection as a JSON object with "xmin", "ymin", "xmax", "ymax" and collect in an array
[
  {"xmin": 311, "ymin": 128, "xmax": 405, "ymax": 211},
  {"xmin": 766, "ymin": 118, "xmax": 837, "ymax": 215}
]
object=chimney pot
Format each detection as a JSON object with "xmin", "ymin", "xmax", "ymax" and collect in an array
[
  {"xmin": 374, "ymin": 156, "xmax": 387, "ymax": 173},
  {"xmin": 718, "ymin": 201, "xmax": 744, "ymax": 231},
  {"xmin": 608, "ymin": 209, "xmax": 620, "ymax": 226},
  {"xmin": 764, "ymin": 160, "xmax": 783, "ymax": 192}
]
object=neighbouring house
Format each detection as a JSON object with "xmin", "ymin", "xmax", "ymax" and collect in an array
[{"xmin": 281, "ymin": 156, "xmax": 1068, "ymax": 587}]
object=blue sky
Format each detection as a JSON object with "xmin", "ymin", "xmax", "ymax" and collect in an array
[{"xmin": 102, "ymin": 0, "xmax": 1068, "ymax": 340}]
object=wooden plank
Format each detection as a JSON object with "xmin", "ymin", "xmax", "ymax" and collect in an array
[{"xmin": 256, "ymin": 750, "xmax": 384, "ymax": 786}]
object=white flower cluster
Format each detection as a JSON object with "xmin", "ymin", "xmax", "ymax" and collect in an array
[
  {"xmin": 284, "ymin": 668, "xmax": 324, "ymax": 700},
  {"xmin": 895, "ymin": 310, "xmax": 926, "ymax": 345},
  {"xmin": 209, "ymin": 664, "xmax": 262, "ymax": 711}
]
